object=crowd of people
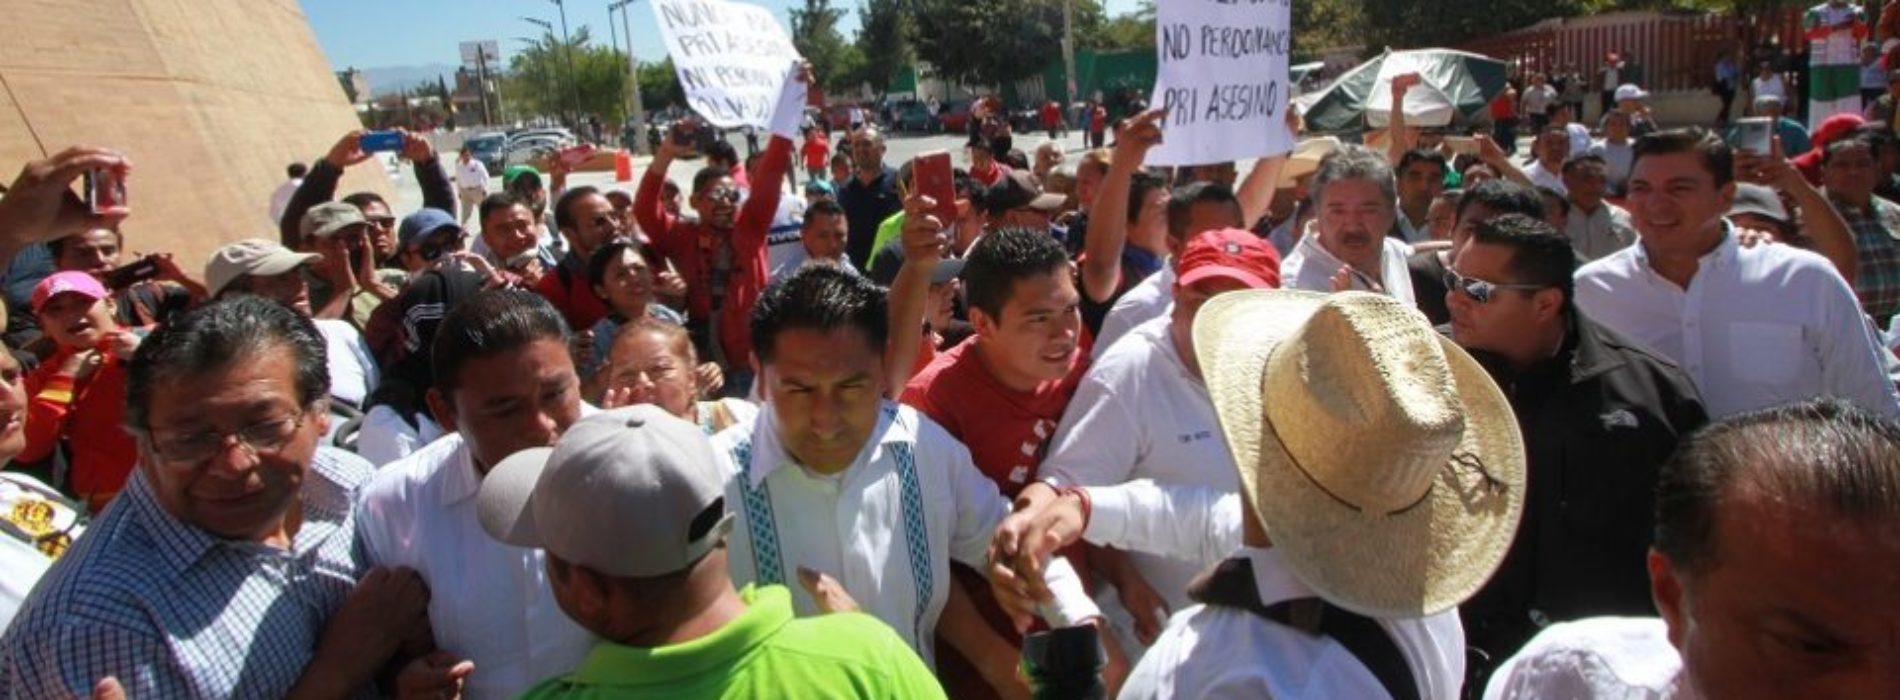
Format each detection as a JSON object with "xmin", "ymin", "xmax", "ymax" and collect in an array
[{"xmin": 0, "ymin": 47, "xmax": 1897, "ymax": 700}]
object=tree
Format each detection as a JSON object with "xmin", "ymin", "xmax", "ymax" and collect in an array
[
  {"xmin": 852, "ymin": 0, "xmax": 913, "ymax": 96},
  {"xmin": 1354, "ymin": 0, "xmax": 1584, "ymax": 51},
  {"xmin": 913, "ymin": 0, "xmax": 1103, "ymax": 89},
  {"xmin": 637, "ymin": 56, "xmax": 686, "ymax": 114},
  {"xmin": 502, "ymin": 27, "xmax": 634, "ymax": 126},
  {"xmin": 791, "ymin": 0, "xmax": 857, "ymax": 91}
]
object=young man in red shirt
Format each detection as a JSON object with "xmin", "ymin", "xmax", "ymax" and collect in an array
[
  {"xmin": 21, "ymin": 272, "xmax": 141, "ymax": 512},
  {"xmin": 634, "ymin": 99, "xmax": 799, "ymax": 398},
  {"xmin": 893, "ymin": 225, "xmax": 1135, "ymax": 697}
]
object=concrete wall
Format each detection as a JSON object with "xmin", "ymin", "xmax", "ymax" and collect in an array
[{"xmin": 0, "ymin": 0, "xmax": 389, "ymax": 268}]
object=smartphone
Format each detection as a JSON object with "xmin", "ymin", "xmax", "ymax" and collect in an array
[
  {"xmin": 670, "ymin": 119, "xmax": 698, "ymax": 147},
  {"xmin": 556, "ymin": 144, "xmax": 597, "ymax": 169},
  {"xmin": 358, "ymin": 130, "xmax": 405, "ymax": 153},
  {"xmin": 85, "ymin": 168, "xmax": 126, "ymax": 214},
  {"xmin": 102, "ymin": 256, "xmax": 160, "ymax": 290},
  {"xmin": 1733, "ymin": 117, "xmax": 1773, "ymax": 157},
  {"xmin": 1443, "ymin": 136, "xmax": 1480, "ymax": 156},
  {"xmin": 912, "ymin": 151, "xmax": 959, "ymax": 230}
]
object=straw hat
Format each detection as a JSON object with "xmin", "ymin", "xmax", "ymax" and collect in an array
[
  {"xmin": 1275, "ymin": 137, "xmax": 1343, "ymax": 189},
  {"xmin": 1194, "ymin": 290, "xmax": 1524, "ymax": 618}
]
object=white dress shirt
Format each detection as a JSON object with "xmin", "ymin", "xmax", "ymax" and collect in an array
[
  {"xmin": 456, "ymin": 158, "xmax": 491, "ymax": 191},
  {"xmin": 713, "ymin": 401, "xmax": 1100, "ymax": 664},
  {"xmin": 1120, "ymin": 547, "xmax": 1466, "ymax": 700},
  {"xmin": 269, "ymin": 178, "xmax": 301, "ymax": 226},
  {"xmin": 1576, "ymin": 229, "xmax": 1900, "ymax": 419},
  {"xmin": 1093, "ymin": 266, "xmax": 1175, "ymax": 359},
  {"xmin": 1042, "ymin": 318, "xmax": 1240, "ymax": 612},
  {"xmin": 1484, "ymin": 617, "xmax": 1696, "ymax": 700},
  {"xmin": 354, "ymin": 434, "xmax": 594, "ymax": 700},
  {"xmin": 1281, "ymin": 230, "xmax": 1417, "ymax": 305},
  {"xmin": 357, "ymin": 407, "xmax": 447, "ymax": 467},
  {"xmin": 1522, "ymin": 161, "xmax": 1568, "ymax": 195},
  {"xmin": 315, "ymin": 319, "xmax": 378, "ymax": 408},
  {"xmin": 1564, "ymin": 201, "xmax": 1638, "ymax": 262}
]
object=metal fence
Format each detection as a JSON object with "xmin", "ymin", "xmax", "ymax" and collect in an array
[{"xmin": 1456, "ymin": 7, "xmax": 1815, "ymax": 93}]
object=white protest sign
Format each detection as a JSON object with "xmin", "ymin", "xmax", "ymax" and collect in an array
[
  {"xmin": 1146, "ymin": 0, "xmax": 1295, "ymax": 167},
  {"xmin": 652, "ymin": 0, "xmax": 804, "ymax": 132}
]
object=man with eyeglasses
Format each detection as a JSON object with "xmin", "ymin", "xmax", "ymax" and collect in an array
[
  {"xmin": 279, "ymin": 129, "xmax": 455, "ymax": 258},
  {"xmin": 1, "ymin": 297, "xmax": 445, "ymax": 698},
  {"xmin": 633, "ymin": 69, "xmax": 806, "ymax": 399},
  {"xmin": 536, "ymin": 186, "xmax": 627, "ymax": 333},
  {"xmin": 1443, "ymin": 213, "xmax": 1708, "ymax": 690}
]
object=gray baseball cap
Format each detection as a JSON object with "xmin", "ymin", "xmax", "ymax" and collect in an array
[
  {"xmin": 1728, "ymin": 183, "xmax": 1789, "ymax": 226},
  {"xmin": 476, "ymin": 405, "xmax": 735, "ymax": 578},
  {"xmin": 299, "ymin": 201, "xmax": 369, "ymax": 239}
]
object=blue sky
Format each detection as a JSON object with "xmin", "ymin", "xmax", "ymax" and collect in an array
[{"xmin": 302, "ymin": 0, "xmax": 1145, "ymax": 70}]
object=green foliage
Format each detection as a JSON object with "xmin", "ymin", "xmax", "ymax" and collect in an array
[
  {"xmin": 1082, "ymin": 0, "xmax": 1152, "ymax": 51},
  {"xmin": 791, "ymin": 0, "xmax": 860, "ymax": 90},
  {"xmin": 854, "ymin": 0, "xmax": 913, "ymax": 95},
  {"xmin": 637, "ymin": 56, "xmax": 685, "ymax": 113},
  {"xmin": 912, "ymin": 0, "xmax": 1105, "ymax": 89},
  {"xmin": 502, "ymin": 27, "xmax": 636, "ymax": 125}
]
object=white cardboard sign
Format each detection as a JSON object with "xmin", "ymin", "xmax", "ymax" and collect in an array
[
  {"xmin": 1146, "ymin": 0, "xmax": 1295, "ymax": 166},
  {"xmin": 652, "ymin": 0, "xmax": 805, "ymax": 136}
]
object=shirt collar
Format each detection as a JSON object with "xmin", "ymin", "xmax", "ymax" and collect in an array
[
  {"xmin": 1238, "ymin": 546, "xmax": 1318, "ymax": 608},
  {"xmin": 567, "ymin": 584, "xmax": 793, "ymax": 687},
  {"xmin": 438, "ymin": 436, "xmax": 481, "ymax": 507},
  {"xmin": 1634, "ymin": 221, "xmax": 1736, "ymax": 278},
  {"xmin": 748, "ymin": 401, "xmax": 907, "ymax": 489}
]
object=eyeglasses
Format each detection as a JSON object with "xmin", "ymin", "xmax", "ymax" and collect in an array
[
  {"xmin": 702, "ymin": 187, "xmax": 740, "ymax": 204},
  {"xmin": 366, "ymin": 216, "xmax": 397, "ymax": 229},
  {"xmin": 1443, "ymin": 269, "xmax": 1549, "ymax": 304},
  {"xmin": 147, "ymin": 408, "xmax": 312, "ymax": 467}
]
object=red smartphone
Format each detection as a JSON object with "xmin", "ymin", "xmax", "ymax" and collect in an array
[
  {"xmin": 912, "ymin": 150, "xmax": 958, "ymax": 230},
  {"xmin": 85, "ymin": 168, "xmax": 127, "ymax": 214}
]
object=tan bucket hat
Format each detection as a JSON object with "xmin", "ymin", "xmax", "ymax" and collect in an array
[{"xmin": 1193, "ymin": 289, "xmax": 1524, "ymax": 618}]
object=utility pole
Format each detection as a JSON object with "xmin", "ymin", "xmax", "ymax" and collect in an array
[
  {"xmin": 610, "ymin": 0, "xmax": 647, "ymax": 154},
  {"xmin": 475, "ymin": 45, "xmax": 495, "ymax": 126},
  {"xmin": 520, "ymin": 16, "xmax": 567, "ymax": 125},
  {"xmin": 1061, "ymin": 0, "xmax": 1077, "ymax": 109},
  {"xmin": 549, "ymin": 0, "xmax": 582, "ymax": 131}
]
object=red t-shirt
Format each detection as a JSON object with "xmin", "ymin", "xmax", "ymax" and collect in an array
[
  {"xmin": 802, "ymin": 133, "xmax": 830, "ymax": 170},
  {"xmin": 24, "ymin": 346, "xmax": 137, "ymax": 510},
  {"xmin": 899, "ymin": 336, "xmax": 1089, "ymax": 498}
]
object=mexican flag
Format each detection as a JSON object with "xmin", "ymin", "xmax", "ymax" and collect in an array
[{"xmin": 1807, "ymin": 2, "xmax": 1869, "ymax": 130}]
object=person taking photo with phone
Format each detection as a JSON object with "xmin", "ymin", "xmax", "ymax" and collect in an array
[{"xmin": 46, "ymin": 225, "xmax": 206, "ymax": 331}]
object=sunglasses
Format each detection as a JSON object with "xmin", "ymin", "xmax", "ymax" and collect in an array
[
  {"xmin": 702, "ymin": 187, "xmax": 741, "ymax": 204},
  {"xmin": 1443, "ymin": 269, "xmax": 1548, "ymax": 304},
  {"xmin": 366, "ymin": 216, "xmax": 396, "ymax": 229}
]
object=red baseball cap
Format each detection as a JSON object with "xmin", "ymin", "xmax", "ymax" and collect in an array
[{"xmin": 1175, "ymin": 229, "xmax": 1281, "ymax": 291}]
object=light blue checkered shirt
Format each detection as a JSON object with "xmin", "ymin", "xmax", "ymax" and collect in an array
[{"xmin": 0, "ymin": 447, "xmax": 373, "ymax": 699}]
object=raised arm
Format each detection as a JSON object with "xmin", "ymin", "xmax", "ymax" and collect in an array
[
  {"xmin": 1081, "ymin": 109, "xmax": 1166, "ymax": 303},
  {"xmin": 281, "ymin": 132, "xmax": 365, "ymax": 248},
  {"xmin": 886, "ymin": 192, "xmax": 948, "ymax": 391},
  {"xmin": 0, "ymin": 146, "xmax": 131, "ymax": 270},
  {"xmin": 404, "ymin": 132, "xmax": 455, "ymax": 214},
  {"xmin": 1750, "ymin": 135, "xmax": 1859, "ymax": 283}
]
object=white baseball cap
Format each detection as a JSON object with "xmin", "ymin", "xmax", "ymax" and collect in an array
[
  {"xmin": 1613, "ymin": 84, "xmax": 1649, "ymax": 103},
  {"xmin": 477, "ymin": 405, "xmax": 735, "ymax": 577}
]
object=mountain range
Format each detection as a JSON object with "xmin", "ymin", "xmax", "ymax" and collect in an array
[{"xmin": 346, "ymin": 63, "xmax": 462, "ymax": 97}]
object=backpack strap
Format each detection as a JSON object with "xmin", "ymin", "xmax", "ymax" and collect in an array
[{"xmin": 1188, "ymin": 558, "xmax": 1421, "ymax": 700}]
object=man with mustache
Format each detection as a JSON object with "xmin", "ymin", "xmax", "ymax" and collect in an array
[{"xmin": 1280, "ymin": 145, "xmax": 1418, "ymax": 304}]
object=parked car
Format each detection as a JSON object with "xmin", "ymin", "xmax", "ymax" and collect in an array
[
  {"xmin": 507, "ymin": 128, "xmax": 575, "ymax": 149},
  {"xmin": 937, "ymin": 100, "xmax": 974, "ymax": 133},
  {"xmin": 464, "ymin": 132, "xmax": 508, "ymax": 175},
  {"xmin": 503, "ymin": 140, "xmax": 559, "ymax": 171},
  {"xmin": 890, "ymin": 102, "xmax": 937, "ymax": 132}
]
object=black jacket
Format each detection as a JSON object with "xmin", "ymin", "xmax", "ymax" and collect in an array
[
  {"xmin": 278, "ymin": 155, "xmax": 456, "ymax": 249},
  {"xmin": 1456, "ymin": 312, "xmax": 1708, "ymax": 664}
]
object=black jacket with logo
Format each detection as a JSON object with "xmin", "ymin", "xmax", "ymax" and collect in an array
[{"xmin": 1454, "ymin": 312, "xmax": 1708, "ymax": 666}]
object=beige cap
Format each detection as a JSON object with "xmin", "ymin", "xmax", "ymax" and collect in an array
[
  {"xmin": 478, "ymin": 406, "xmax": 735, "ymax": 578},
  {"xmin": 204, "ymin": 238, "xmax": 321, "ymax": 297}
]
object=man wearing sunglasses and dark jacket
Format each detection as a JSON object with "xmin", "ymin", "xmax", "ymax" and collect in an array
[{"xmin": 1442, "ymin": 213, "xmax": 1708, "ymax": 694}]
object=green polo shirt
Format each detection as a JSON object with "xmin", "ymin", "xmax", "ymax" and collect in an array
[
  {"xmin": 516, "ymin": 585, "xmax": 945, "ymax": 700},
  {"xmin": 866, "ymin": 210, "xmax": 908, "ymax": 274}
]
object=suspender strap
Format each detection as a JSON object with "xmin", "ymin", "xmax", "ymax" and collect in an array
[{"xmin": 1188, "ymin": 558, "xmax": 1421, "ymax": 700}]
